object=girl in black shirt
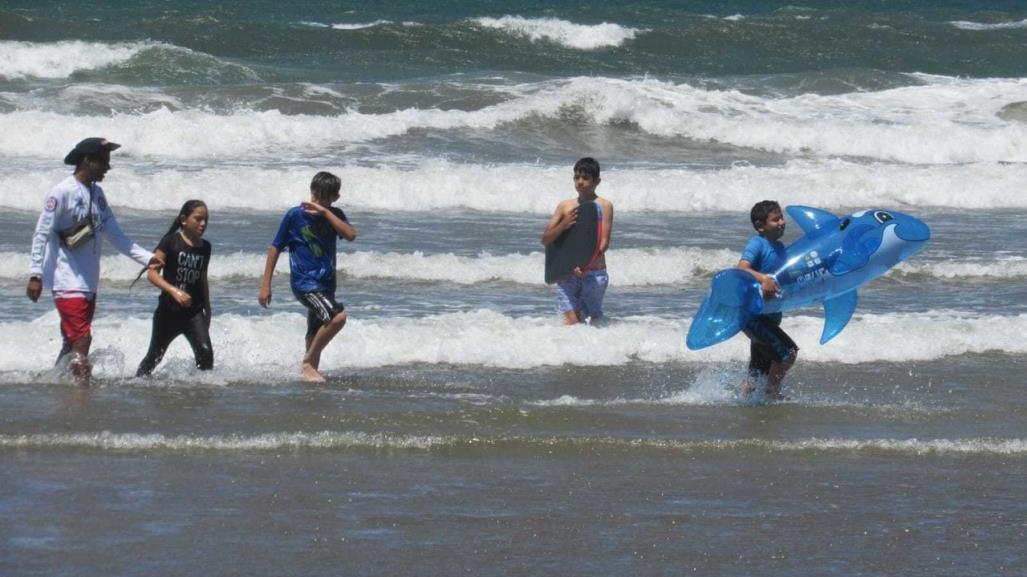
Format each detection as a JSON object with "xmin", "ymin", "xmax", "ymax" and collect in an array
[{"xmin": 136, "ymin": 200, "xmax": 213, "ymax": 376}]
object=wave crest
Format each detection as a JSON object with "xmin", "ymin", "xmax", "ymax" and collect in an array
[
  {"xmin": 0, "ymin": 311, "xmax": 1024, "ymax": 376},
  {"xmin": 471, "ymin": 16, "xmax": 644, "ymax": 50},
  {"xmin": 0, "ymin": 40, "xmax": 259, "ymax": 84},
  {"xmin": 2, "ymin": 160, "xmax": 1026, "ymax": 213},
  {"xmin": 2, "ymin": 431, "xmax": 1023, "ymax": 456},
  {"xmin": 950, "ymin": 19, "xmax": 1027, "ymax": 31},
  {"xmin": 2, "ymin": 75, "xmax": 1026, "ymax": 163},
  {"xmin": 0, "ymin": 40, "xmax": 148, "ymax": 80},
  {"xmin": 2, "ymin": 249, "xmax": 1020, "ymax": 286}
]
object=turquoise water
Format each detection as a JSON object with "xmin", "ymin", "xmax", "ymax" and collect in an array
[{"xmin": 5, "ymin": 1, "xmax": 1027, "ymax": 80}]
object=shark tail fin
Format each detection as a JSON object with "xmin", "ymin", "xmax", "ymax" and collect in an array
[{"xmin": 686, "ymin": 269, "xmax": 764, "ymax": 350}]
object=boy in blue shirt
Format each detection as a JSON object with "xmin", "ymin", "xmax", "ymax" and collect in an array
[
  {"xmin": 737, "ymin": 200, "xmax": 798, "ymax": 399},
  {"xmin": 259, "ymin": 172, "xmax": 357, "ymax": 383}
]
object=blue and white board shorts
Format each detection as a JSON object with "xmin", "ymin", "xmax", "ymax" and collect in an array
[{"xmin": 555, "ymin": 269, "xmax": 609, "ymax": 319}]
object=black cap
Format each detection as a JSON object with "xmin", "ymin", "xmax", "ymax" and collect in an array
[{"xmin": 64, "ymin": 137, "xmax": 121, "ymax": 166}]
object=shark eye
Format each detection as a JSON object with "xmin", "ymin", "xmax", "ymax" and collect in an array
[
  {"xmin": 839, "ymin": 218, "xmax": 850, "ymax": 231},
  {"xmin": 874, "ymin": 211, "xmax": 893, "ymax": 224}
]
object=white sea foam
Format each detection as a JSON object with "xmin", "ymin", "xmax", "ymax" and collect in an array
[
  {"xmin": 342, "ymin": 246, "xmax": 735, "ymax": 285},
  {"xmin": 471, "ymin": 16, "xmax": 644, "ymax": 50},
  {"xmin": 950, "ymin": 19, "xmax": 1027, "ymax": 31},
  {"xmin": 1, "ymin": 431, "xmax": 1023, "ymax": 456},
  {"xmin": 298, "ymin": 19, "xmax": 415, "ymax": 30},
  {"xmin": 531, "ymin": 374, "xmax": 737, "ymax": 408},
  {"xmin": 751, "ymin": 437, "xmax": 1027, "ymax": 455},
  {"xmin": 532, "ymin": 380, "xmax": 938, "ymax": 412},
  {"xmin": 2, "ymin": 158, "xmax": 1026, "ymax": 213},
  {"xmin": 0, "ymin": 310, "xmax": 1023, "ymax": 379},
  {"xmin": 0, "ymin": 40, "xmax": 151, "ymax": 80},
  {"xmin": 1, "ymin": 75, "xmax": 1026, "ymax": 163},
  {"xmin": 569, "ymin": 74, "xmax": 1027, "ymax": 164},
  {"xmin": 642, "ymin": 437, "xmax": 1027, "ymax": 456},
  {"xmin": 1, "ymin": 249, "xmax": 1019, "ymax": 286},
  {"xmin": 895, "ymin": 257, "xmax": 1027, "ymax": 279},
  {"xmin": 330, "ymin": 20, "xmax": 393, "ymax": 30},
  {"xmin": 0, "ymin": 431, "xmax": 448, "ymax": 451}
]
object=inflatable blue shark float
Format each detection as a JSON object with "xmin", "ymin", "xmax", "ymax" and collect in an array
[{"xmin": 686, "ymin": 206, "xmax": 930, "ymax": 350}]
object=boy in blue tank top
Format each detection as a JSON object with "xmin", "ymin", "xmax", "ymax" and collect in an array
[
  {"xmin": 258, "ymin": 172, "xmax": 357, "ymax": 383},
  {"xmin": 737, "ymin": 200, "xmax": 799, "ymax": 399}
]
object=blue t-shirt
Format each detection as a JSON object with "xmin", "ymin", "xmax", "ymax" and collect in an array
[
  {"xmin": 271, "ymin": 205, "xmax": 348, "ymax": 294},
  {"xmin": 741, "ymin": 234, "xmax": 787, "ymax": 321},
  {"xmin": 741, "ymin": 234, "xmax": 787, "ymax": 274}
]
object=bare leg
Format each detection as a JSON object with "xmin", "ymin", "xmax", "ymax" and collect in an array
[
  {"xmin": 741, "ymin": 370, "xmax": 764, "ymax": 398},
  {"xmin": 562, "ymin": 310, "xmax": 581, "ymax": 325},
  {"xmin": 68, "ymin": 336, "xmax": 92, "ymax": 387},
  {"xmin": 302, "ymin": 311, "xmax": 347, "ymax": 383},
  {"xmin": 55, "ymin": 337, "xmax": 73, "ymax": 367},
  {"xmin": 765, "ymin": 354, "xmax": 796, "ymax": 400}
]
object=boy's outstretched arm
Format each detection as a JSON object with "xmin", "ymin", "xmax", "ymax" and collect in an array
[
  {"xmin": 541, "ymin": 202, "xmax": 578, "ymax": 246},
  {"xmin": 258, "ymin": 246, "xmax": 281, "ymax": 308}
]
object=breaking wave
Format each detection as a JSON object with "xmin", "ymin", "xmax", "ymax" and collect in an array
[{"xmin": 471, "ymin": 16, "xmax": 644, "ymax": 50}]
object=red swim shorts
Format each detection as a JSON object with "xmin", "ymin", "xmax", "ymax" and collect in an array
[{"xmin": 55, "ymin": 294, "xmax": 97, "ymax": 341}]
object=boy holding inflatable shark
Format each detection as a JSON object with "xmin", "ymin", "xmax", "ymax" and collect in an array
[{"xmin": 737, "ymin": 200, "xmax": 799, "ymax": 399}]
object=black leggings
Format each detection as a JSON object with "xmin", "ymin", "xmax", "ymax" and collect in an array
[{"xmin": 136, "ymin": 307, "xmax": 214, "ymax": 376}]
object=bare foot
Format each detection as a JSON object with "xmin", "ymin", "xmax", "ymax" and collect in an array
[
  {"xmin": 73, "ymin": 372, "xmax": 91, "ymax": 388},
  {"xmin": 740, "ymin": 379, "xmax": 752, "ymax": 398},
  {"xmin": 70, "ymin": 355, "xmax": 92, "ymax": 387},
  {"xmin": 301, "ymin": 362, "xmax": 326, "ymax": 383}
]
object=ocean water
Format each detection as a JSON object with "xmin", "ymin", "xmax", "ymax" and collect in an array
[{"xmin": 1, "ymin": 2, "xmax": 1026, "ymax": 575}]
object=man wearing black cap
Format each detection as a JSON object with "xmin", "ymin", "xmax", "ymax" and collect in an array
[{"xmin": 26, "ymin": 137, "xmax": 161, "ymax": 386}]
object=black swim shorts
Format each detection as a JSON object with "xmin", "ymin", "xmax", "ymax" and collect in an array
[
  {"xmin": 743, "ymin": 314, "xmax": 798, "ymax": 377},
  {"xmin": 297, "ymin": 291, "xmax": 345, "ymax": 339}
]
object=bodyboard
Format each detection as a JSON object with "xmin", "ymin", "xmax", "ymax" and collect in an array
[{"xmin": 544, "ymin": 201, "xmax": 602, "ymax": 284}]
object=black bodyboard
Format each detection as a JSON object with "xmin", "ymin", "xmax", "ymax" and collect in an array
[{"xmin": 544, "ymin": 200, "xmax": 601, "ymax": 284}]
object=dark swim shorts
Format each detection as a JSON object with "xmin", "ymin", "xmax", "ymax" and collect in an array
[
  {"xmin": 743, "ymin": 314, "xmax": 798, "ymax": 377},
  {"xmin": 297, "ymin": 291, "xmax": 345, "ymax": 339}
]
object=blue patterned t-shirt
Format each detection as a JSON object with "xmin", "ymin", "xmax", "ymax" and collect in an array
[{"xmin": 271, "ymin": 206, "xmax": 348, "ymax": 294}]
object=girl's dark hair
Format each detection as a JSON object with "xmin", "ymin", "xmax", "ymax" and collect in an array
[
  {"xmin": 750, "ymin": 200, "xmax": 781, "ymax": 229},
  {"xmin": 131, "ymin": 200, "xmax": 207, "ymax": 287}
]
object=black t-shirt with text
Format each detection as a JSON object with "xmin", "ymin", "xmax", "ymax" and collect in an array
[{"xmin": 156, "ymin": 232, "xmax": 212, "ymax": 313}]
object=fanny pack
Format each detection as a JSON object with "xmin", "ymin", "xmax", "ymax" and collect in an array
[
  {"xmin": 59, "ymin": 185, "xmax": 96, "ymax": 249},
  {"xmin": 60, "ymin": 220, "xmax": 95, "ymax": 249}
]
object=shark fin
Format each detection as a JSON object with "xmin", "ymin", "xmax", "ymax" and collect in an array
[
  {"xmin": 786, "ymin": 205, "xmax": 841, "ymax": 238},
  {"xmin": 686, "ymin": 269, "xmax": 764, "ymax": 350},
  {"xmin": 820, "ymin": 289, "xmax": 857, "ymax": 344}
]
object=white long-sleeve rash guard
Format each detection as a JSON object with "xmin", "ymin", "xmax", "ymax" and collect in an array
[{"xmin": 29, "ymin": 175, "xmax": 154, "ymax": 293}]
